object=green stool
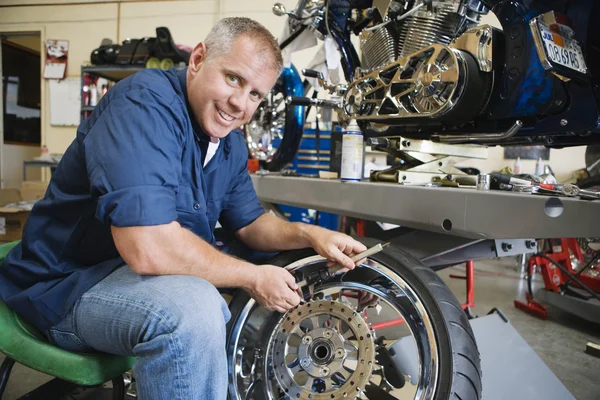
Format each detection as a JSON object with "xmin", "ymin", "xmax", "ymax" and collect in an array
[{"xmin": 0, "ymin": 241, "xmax": 135, "ymax": 399}]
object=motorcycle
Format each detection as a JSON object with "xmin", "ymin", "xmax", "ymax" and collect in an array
[{"xmin": 245, "ymin": 0, "xmax": 600, "ymax": 170}]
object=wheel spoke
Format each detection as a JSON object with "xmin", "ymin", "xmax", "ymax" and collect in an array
[
  {"xmin": 325, "ymin": 378, "xmax": 335, "ymax": 391},
  {"xmin": 287, "ymin": 332, "xmax": 302, "ymax": 348},
  {"xmin": 308, "ymin": 315, "xmax": 321, "ymax": 330},
  {"xmin": 302, "ymin": 376, "xmax": 315, "ymax": 391},
  {"xmin": 289, "ymin": 364, "xmax": 302, "ymax": 376},
  {"xmin": 343, "ymin": 328, "xmax": 357, "ymax": 341},
  {"xmin": 285, "ymin": 352, "xmax": 298, "ymax": 368},
  {"xmin": 342, "ymin": 360, "xmax": 357, "ymax": 374}
]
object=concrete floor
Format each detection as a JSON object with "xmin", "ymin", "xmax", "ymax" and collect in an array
[
  {"xmin": 439, "ymin": 257, "xmax": 600, "ymax": 400},
  {"xmin": 1, "ymin": 257, "xmax": 599, "ymax": 399}
]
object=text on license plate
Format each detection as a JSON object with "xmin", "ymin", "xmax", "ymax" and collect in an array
[{"xmin": 541, "ymin": 29, "xmax": 587, "ymax": 74}]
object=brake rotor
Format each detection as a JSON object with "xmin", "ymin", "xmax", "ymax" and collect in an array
[{"xmin": 268, "ymin": 299, "xmax": 376, "ymax": 400}]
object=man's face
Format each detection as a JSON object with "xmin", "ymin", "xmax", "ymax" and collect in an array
[{"xmin": 186, "ymin": 36, "xmax": 279, "ymax": 140}]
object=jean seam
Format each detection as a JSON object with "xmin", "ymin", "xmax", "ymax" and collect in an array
[
  {"xmin": 170, "ymin": 331, "xmax": 187, "ymax": 397},
  {"xmin": 49, "ymin": 329, "xmax": 87, "ymax": 349},
  {"xmin": 71, "ymin": 296, "xmax": 83, "ymax": 342}
]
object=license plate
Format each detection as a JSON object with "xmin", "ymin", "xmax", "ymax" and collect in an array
[{"xmin": 540, "ymin": 28, "xmax": 587, "ymax": 74}]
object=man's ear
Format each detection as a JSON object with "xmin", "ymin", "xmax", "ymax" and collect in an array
[{"xmin": 188, "ymin": 42, "xmax": 207, "ymax": 75}]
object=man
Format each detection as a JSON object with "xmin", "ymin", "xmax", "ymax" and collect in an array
[{"xmin": 0, "ymin": 17, "xmax": 366, "ymax": 399}]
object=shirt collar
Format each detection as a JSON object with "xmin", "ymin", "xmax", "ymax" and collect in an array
[{"xmin": 176, "ymin": 68, "xmax": 232, "ymax": 155}]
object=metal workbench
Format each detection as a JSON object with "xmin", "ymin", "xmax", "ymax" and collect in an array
[{"xmin": 251, "ymin": 174, "xmax": 600, "ymax": 240}]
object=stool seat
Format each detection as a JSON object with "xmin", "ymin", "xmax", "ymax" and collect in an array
[{"xmin": 0, "ymin": 241, "xmax": 135, "ymax": 386}]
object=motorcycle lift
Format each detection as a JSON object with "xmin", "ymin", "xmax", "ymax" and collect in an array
[
  {"xmin": 251, "ymin": 174, "xmax": 600, "ymax": 399},
  {"xmin": 366, "ymin": 136, "xmax": 488, "ymax": 185}
]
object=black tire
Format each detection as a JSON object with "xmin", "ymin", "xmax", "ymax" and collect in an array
[{"xmin": 226, "ymin": 237, "xmax": 482, "ymax": 400}]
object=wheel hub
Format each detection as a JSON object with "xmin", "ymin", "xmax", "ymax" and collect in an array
[{"xmin": 268, "ymin": 299, "xmax": 375, "ymax": 400}]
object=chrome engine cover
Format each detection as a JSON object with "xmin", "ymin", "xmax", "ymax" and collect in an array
[
  {"xmin": 345, "ymin": 44, "xmax": 466, "ymax": 121},
  {"xmin": 345, "ymin": 25, "xmax": 494, "ymax": 123}
]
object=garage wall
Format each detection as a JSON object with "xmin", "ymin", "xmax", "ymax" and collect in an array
[{"xmin": 0, "ymin": 0, "xmax": 587, "ymax": 182}]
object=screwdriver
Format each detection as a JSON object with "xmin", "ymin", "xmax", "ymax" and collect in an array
[{"xmin": 296, "ymin": 242, "xmax": 391, "ymax": 288}]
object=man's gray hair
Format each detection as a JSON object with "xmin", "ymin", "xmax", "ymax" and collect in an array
[{"xmin": 204, "ymin": 17, "xmax": 283, "ymax": 75}]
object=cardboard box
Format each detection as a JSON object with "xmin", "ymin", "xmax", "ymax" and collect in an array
[{"xmin": 0, "ymin": 181, "xmax": 48, "ymax": 243}]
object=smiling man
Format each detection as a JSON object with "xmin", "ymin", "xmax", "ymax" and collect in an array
[{"xmin": 0, "ymin": 17, "xmax": 366, "ymax": 399}]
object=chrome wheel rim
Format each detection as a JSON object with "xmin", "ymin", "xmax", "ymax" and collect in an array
[
  {"xmin": 228, "ymin": 255, "xmax": 440, "ymax": 400},
  {"xmin": 245, "ymin": 90, "xmax": 286, "ymax": 161}
]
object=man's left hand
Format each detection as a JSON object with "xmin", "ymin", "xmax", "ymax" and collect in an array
[{"xmin": 305, "ymin": 226, "xmax": 367, "ymax": 270}]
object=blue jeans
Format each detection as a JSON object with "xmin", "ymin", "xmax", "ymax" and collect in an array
[{"xmin": 45, "ymin": 265, "xmax": 232, "ymax": 400}]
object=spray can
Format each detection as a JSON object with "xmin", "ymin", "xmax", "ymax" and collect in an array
[
  {"xmin": 341, "ymin": 119, "xmax": 364, "ymax": 182},
  {"xmin": 535, "ymin": 157, "xmax": 544, "ymax": 176},
  {"xmin": 513, "ymin": 157, "xmax": 521, "ymax": 174}
]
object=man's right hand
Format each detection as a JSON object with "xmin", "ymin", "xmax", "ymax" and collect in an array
[{"xmin": 247, "ymin": 265, "xmax": 301, "ymax": 313}]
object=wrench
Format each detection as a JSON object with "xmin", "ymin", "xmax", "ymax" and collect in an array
[{"xmin": 562, "ymin": 183, "xmax": 600, "ymax": 200}]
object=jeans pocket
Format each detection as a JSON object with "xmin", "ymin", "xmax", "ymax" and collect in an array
[{"xmin": 47, "ymin": 328, "xmax": 93, "ymax": 353}]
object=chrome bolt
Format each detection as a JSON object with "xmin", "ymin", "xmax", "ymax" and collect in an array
[
  {"xmin": 336, "ymin": 348, "xmax": 345, "ymax": 358},
  {"xmin": 560, "ymin": 119, "xmax": 568, "ymax": 126},
  {"xmin": 324, "ymin": 330, "xmax": 333, "ymax": 339},
  {"xmin": 300, "ymin": 357, "xmax": 311, "ymax": 369},
  {"xmin": 320, "ymin": 367, "xmax": 330, "ymax": 376},
  {"xmin": 302, "ymin": 335, "xmax": 312, "ymax": 345}
]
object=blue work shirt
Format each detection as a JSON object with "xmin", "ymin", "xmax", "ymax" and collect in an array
[{"xmin": 0, "ymin": 68, "xmax": 264, "ymax": 331}]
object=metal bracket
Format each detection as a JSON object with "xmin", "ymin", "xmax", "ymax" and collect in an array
[{"xmin": 368, "ymin": 136, "xmax": 488, "ymax": 184}]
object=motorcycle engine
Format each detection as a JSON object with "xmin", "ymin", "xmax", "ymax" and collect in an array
[
  {"xmin": 360, "ymin": 0, "xmax": 487, "ymax": 71},
  {"xmin": 346, "ymin": 0, "xmax": 494, "ymax": 129}
]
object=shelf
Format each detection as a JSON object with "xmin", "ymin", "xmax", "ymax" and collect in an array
[{"xmin": 82, "ymin": 65, "xmax": 145, "ymax": 82}]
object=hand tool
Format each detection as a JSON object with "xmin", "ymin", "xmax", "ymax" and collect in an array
[
  {"xmin": 491, "ymin": 172, "xmax": 532, "ymax": 186},
  {"xmin": 535, "ymin": 183, "xmax": 600, "ymax": 199},
  {"xmin": 296, "ymin": 242, "xmax": 391, "ymax": 288}
]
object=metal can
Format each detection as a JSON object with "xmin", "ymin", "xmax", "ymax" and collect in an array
[
  {"xmin": 341, "ymin": 120, "xmax": 364, "ymax": 182},
  {"xmin": 477, "ymin": 174, "xmax": 490, "ymax": 191}
]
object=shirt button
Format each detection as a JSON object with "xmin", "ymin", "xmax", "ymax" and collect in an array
[{"xmin": 193, "ymin": 203, "xmax": 200, "ymax": 210}]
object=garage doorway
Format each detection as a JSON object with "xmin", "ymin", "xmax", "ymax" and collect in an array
[{"xmin": 0, "ymin": 31, "xmax": 42, "ymax": 188}]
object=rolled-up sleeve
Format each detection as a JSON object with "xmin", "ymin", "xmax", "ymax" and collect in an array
[
  {"xmin": 84, "ymin": 89, "xmax": 184, "ymax": 227},
  {"xmin": 219, "ymin": 139, "xmax": 264, "ymax": 232}
]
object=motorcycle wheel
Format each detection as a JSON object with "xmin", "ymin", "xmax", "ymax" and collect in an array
[
  {"xmin": 244, "ymin": 65, "xmax": 305, "ymax": 172},
  {"xmin": 226, "ymin": 237, "xmax": 482, "ymax": 400}
]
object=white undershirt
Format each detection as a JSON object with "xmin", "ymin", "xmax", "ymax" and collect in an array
[{"xmin": 204, "ymin": 139, "xmax": 220, "ymax": 167}]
